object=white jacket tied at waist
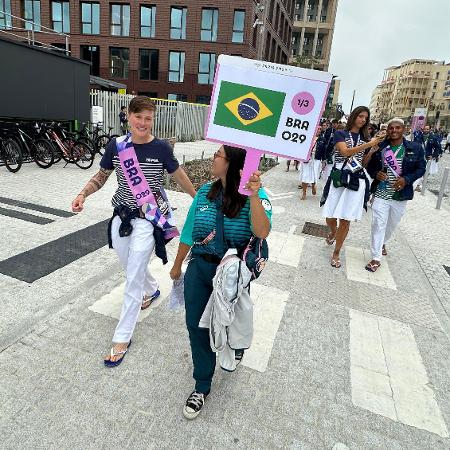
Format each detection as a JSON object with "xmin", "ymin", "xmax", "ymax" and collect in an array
[{"xmin": 199, "ymin": 249, "xmax": 253, "ymax": 372}]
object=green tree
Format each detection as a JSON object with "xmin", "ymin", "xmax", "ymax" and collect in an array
[{"xmin": 291, "ymin": 54, "xmax": 321, "ymax": 69}]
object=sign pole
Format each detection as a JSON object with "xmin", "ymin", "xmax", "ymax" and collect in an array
[{"xmin": 239, "ymin": 149, "xmax": 263, "ymax": 196}]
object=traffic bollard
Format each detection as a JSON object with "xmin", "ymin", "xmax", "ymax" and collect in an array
[{"xmin": 436, "ymin": 167, "xmax": 449, "ymax": 210}]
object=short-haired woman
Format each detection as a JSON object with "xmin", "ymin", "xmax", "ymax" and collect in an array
[
  {"xmin": 321, "ymin": 106, "xmax": 383, "ymax": 268},
  {"xmin": 170, "ymin": 145, "xmax": 272, "ymax": 419},
  {"xmin": 71, "ymin": 96, "xmax": 196, "ymax": 366}
]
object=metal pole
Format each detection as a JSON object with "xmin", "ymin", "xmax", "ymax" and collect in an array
[
  {"xmin": 65, "ymin": 35, "xmax": 69, "ymax": 55},
  {"xmin": 350, "ymin": 90, "xmax": 356, "ymax": 112},
  {"xmin": 421, "ymin": 159, "xmax": 431, "ymax": 196},
  {"xmin": 436, "ymin": 167, "xmax": 449, "ymax": 210}
]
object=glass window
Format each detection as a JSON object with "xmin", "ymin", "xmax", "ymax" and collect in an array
[
  {"xmin": 170, "ymin": 6, "xmax": 187, "ymax": 39},
  {"xmin": 168, "ymin": 51, "xmax": 185, "ymax": 82},
  {"xmin": 200, "ymin": 8, "xmax": 218, "ymax": 42},
  {"xmin": 139, "ymin": 48, "xmax": 159, "ymax": 80},
  {"xmin": 110, "ymin": 47, "xmax": 129, "ymax": 78},
  {"xmin": 0, "ymin": 0, "xmax": 12, "ymax": 29},
  {"xmin": 111, "ymin": 3, "xmax": 130, "ymax": 36},
  {"xmin": 198, "ymin": 53, "xmax": 216, "ymax": 85},
  {"xmin": 196, "ymin": 95, "xmax": 211, "ymax": 105},
  {"xmin": 23, "ymin": 0, "xmax": 41, "ymax": 31},
  {"xmin": 80, "ymin": 45, "xmax": 99, "ymax": 75},
  {"xmin": 168, "ymin": 94, "xmax": 187, "ymax": 102},
  {"xmin": 141, "ymin": 5, "xmax": 156, "ymax": 38},
  {"xmin": 232, "ymin": 10, "xmax": 245, "ymax": 43},
  {"xmin": 51, "ymin": 1, "xmax": 70, "ymax": 33},
  {"xmin": 81, "ymin": 2, "xmax": 100, "ymax": 34}
]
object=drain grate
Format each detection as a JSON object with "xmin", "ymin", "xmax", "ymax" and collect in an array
[
  {"xmin": 444, "ymin": 266, "xmax": 450, "ymax": 276},
  {"xmin": 302, "ymin": 221, "xmax": 329, "ymax": 238}
]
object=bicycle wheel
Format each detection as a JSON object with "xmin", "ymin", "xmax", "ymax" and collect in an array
[
  {"xmin": 95, "ymin": 134, "xmax": 111, "ymax": 156},
  {"xmin": 1, "ymin": 138, "xmax": 23, "ymax": 173},
  {"xmin": 32, "ymin": 138, "xmax": 54, "ymax": 168},
  {"xmin": 72, "ymin": 141, "xmax": 94, "ymax": 169}
]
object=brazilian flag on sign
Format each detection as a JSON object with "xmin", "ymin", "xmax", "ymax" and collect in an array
[{"xmin": 213, "ymin": 81, "xmax": 286, "ymax": 137}]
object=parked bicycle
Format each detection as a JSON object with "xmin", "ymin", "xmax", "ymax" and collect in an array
[
  {"xmin": 2, "ymin": 122, "xmax": 54, "ymax": 169},
  {"xmin": 45, "ymin": 122, "xmax": 94, "ymax": 169},
  {"xmin": 76, "ymin": 122, "xmax": 119, "ymax": 156},
  {"xmin": 0, "ymin": 132, "xmax": 22, "ymax": 173}
]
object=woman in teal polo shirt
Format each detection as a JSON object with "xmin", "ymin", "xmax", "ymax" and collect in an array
[{"xmin": 170, "ymin": 145, "xmax": 272, "ymax": 420}]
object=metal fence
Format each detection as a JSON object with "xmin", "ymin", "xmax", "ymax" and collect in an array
[{"xmin": 89, "ymin": 90, "xmax": 209, "ymax": 141}]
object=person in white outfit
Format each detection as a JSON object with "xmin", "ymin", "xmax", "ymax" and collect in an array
[
  {"xmin": 299, "ymin": 128, "xmax": 322, "ymax": 200},
  {"xmin": 364, "ymin": 118, "xmax": 425, "ymax": 272},
  {"xmin": 71, "ymin": 96, "xmax": 196, "ymax": 366},
  {"xmin": 320, "ymin": 106, "xmax": 384, "ymax": 268}
]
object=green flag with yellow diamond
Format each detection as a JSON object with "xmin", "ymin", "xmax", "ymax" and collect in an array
[{"xmin": 213, "ymin": 81, "xmax": 286, "ymax": 137}]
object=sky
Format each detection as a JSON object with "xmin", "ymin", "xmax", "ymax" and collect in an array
[{"xmin": 328, "ymin": 0, "xmax": 450, "ymax": 113}]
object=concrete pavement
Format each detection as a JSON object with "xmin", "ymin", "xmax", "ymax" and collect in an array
[{"xmin": 0, "ymin": 144, "xmax": 449, "ymax": 449}]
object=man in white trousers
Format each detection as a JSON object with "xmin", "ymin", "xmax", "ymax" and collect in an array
[
  {"xmin": 72, "ymin": 96, "xmax": 196, "ymax": 366},
  {"xmin": 364, "ymin": 118, "xmax": 425, "ymax": 272}
]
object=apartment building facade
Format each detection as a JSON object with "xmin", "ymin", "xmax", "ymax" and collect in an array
[
  {"xmin": 291, "ymin": 0, "xmax": 338, "ymax": 71},
  {"xmin": 1, "ymin": 0, "xmax": 295, "ymax": 103},
  {"xmin": 370, "ymin": 59, "xmax": 450, "ymax": 129}
]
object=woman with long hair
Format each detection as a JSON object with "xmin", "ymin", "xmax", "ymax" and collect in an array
[
  {"xmin": 321, "ymin": 106, "xmax": 384, "ymax": 268},
  {"xmin": 170, "ymin": 145, "xmax": 272, "ymax": 419}
]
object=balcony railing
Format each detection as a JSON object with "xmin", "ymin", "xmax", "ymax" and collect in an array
[{"xmin": 0, "ymin": 10, "xmax": 70, "ymax": 54}]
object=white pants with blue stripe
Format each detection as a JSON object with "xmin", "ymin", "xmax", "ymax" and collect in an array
[{"xmin": 110, "ymin": 216, "xmax": 158, "ymax": 343}]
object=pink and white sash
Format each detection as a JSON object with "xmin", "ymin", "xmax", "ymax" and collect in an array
[
  {"xmin": 116, "ymin": 134, "xmax": 179, "ymax": 240},
  {"xmin": 383, "ymin": 145, "xmax": 403, "ymax": 178}
]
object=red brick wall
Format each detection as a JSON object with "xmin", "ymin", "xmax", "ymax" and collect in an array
[{"xmin": 8, "ymin": 0, "xmax": 293, "ymax": 102}]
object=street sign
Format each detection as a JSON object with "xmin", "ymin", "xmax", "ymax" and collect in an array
[{"xmin": 205, "ymin": 55, "xmax": 332, "ymax": 194}]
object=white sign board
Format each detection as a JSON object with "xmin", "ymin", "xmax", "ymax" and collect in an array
[
  {"xmin": 205, "ymin": 55, "xmax": 332, "ymax": 162},
  {"xmin": 91, "ymin": 106, "xmax": 103, "ymax": 125}
]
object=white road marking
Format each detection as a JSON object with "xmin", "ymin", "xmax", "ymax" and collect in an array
[
  {"xmin": 350, "ymin": 309, "xmax": 449, "ymax": 437},
  {"xmin": 268, "ymin": 194, "xmax": 293, "ymax": 201},
  {"xmin": 264, "ymin": 187, "xmax": 295, "ymax": 197},
  {"xmin": 88, "ymin": 258, "xmax": 173, "ymax": 321},
  {"xmin": 242, "ymin": 283, "xmax": 289, "ymax": 373},
  {"xmin": 267, "ymin": 231, "xmax": 304, "ymax": 267},
  {"xmin": 272, "ymin": 206, "xmax": 286, "ymax": 215},
  {"xmin": 345, "ymin": 246, "xmax": 397, "ymax": 290}
]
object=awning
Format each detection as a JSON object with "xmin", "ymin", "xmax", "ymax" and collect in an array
[{"xmin": 89, "ymin": 75, "xmax": 126, "ymax": 90}]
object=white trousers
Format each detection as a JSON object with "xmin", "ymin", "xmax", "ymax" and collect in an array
[
  {"xmin": 370, "ymin": 197, "xmax": 407, "ymax": 261},
  {"xmin": 111, "ymin": 216, "xmax": 158, "ymax": 343}
]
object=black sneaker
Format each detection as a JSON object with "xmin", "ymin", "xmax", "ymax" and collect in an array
[
  {"xmin": 183, "ymin": 390, "xmax": 208, "ymax": 420},
  {"xmin": 235, "ymin": 349, "xmax": 245, "ymax": 366}
]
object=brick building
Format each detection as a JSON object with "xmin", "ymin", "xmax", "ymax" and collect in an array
[{"xmin": 1, "ymin": 1, "xmax": 295, "ymax": 103}]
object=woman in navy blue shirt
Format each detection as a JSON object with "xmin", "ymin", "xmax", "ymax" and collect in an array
[{"xmin": 321, "ymin": 106, "xmax": 383, "ymax": 268}]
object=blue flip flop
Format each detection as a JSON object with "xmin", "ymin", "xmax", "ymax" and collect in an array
[
  {"xmin": 141, "ymin": 289, "xmax": 160, "ymax": 310},
  {"xmin": 104, "ymin": 340, "xmax": 132, "ymax": 368}
]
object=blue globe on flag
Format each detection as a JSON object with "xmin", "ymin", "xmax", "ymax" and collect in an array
[{"xmin": 237, "ymin": 97, "xmax": 260, "ymax": 121}]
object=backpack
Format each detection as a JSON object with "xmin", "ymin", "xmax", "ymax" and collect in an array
[{"xmin": 240, "ymin": 236, "xmax": 269, "ymax": 282}]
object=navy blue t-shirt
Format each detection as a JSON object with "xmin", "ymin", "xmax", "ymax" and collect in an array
[
  {"xmin": 100, "ymin": 137, "xmax": 179, "ymax": 208},
  {"xmin": 333, "ymin": 130, "xmax": 366, "ymax": 164}
]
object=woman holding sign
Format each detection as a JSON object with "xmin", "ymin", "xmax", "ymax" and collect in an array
[
  {"xmin": 170, "ymin": 145, "xmax": 272, "ymax": 420},
  {"xmin": 71, "ymin": 97, "xmax": 196, "ymax": 366},
  {"xmin": 321, "ymin": 106, "xmax": 384, "ymax": 268}
]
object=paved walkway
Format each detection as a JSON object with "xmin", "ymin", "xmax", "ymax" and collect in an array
[{"xmin": 0, "ymin": 145, "xmax": 449, "ymax": 449}]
